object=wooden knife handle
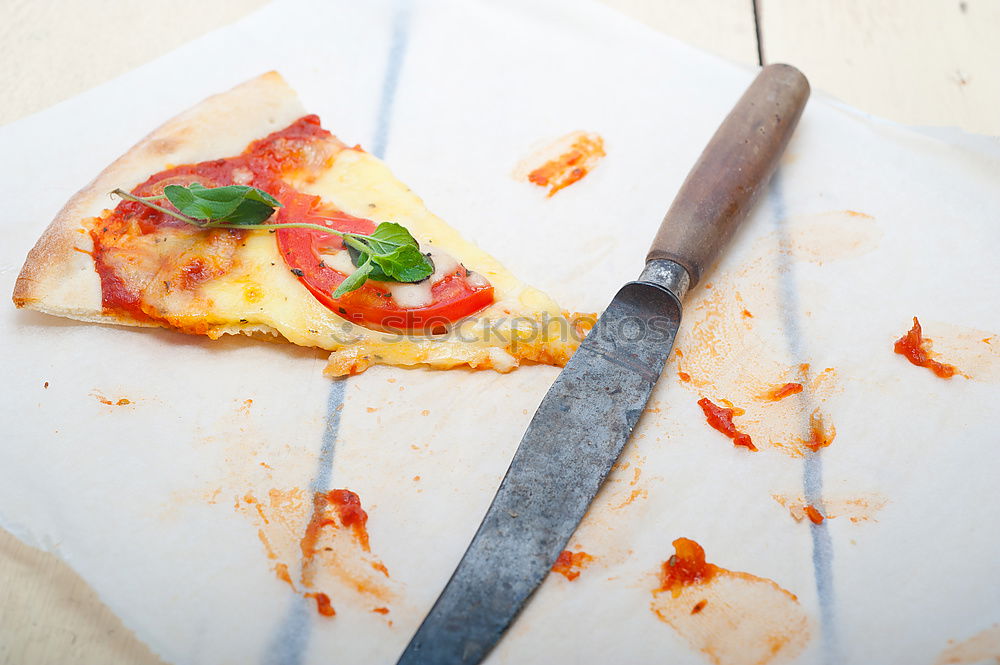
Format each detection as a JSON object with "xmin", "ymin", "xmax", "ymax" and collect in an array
[{"xmin": 646, "ymin": 63, "xmax": 810, "ymax": 288}]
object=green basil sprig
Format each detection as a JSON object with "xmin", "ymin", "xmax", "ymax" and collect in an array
[
  {"xmin": 164, "ymin": 183, "xmax": 281, "ymax": 225},
  {"xmin": 111, "ymin": 183, "xmax": 433, "ymax": 296}
]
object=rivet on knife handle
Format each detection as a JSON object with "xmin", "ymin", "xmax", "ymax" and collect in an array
[{"xmin": 645, "ymin": 63, "xmax": 810, "ymax": 289}]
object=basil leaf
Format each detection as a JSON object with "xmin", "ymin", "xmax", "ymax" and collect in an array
[
  {"xmin": 116, "ymin": 183, "xmax": 437, "ymax": 298},
  {"xmin": 164, "ymin": 184, "xmax": 243, "ymax": 219},
  {"xmin": 240, "ymin": 187, "xmax": 281, "ymax": 207},
  {"xmin": 163, "ymin": 183, "xmax": 281, "ymax": 225},
  {"xmin": 344, "ymin": 222, "xmax": 433, "ymax": 286},
  {"xmin": 332, "ymin": 261, "xmax": 374, "ymax": 298},
  {"xmin": 369, "ymin": 244, "xmax": 434, "ymax": 282},
  {"xmin": 345, "ymin": 240, "xmax": 392, "ymax": 281},
  {"xmin": 366, "ymin": 222, "xmax": 420, "ymax": 253},
  {"xmin": 224, "ymin": 198, "xmax": 279, "ymax": 225}
]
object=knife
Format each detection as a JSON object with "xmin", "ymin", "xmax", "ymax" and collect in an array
[{"xmin": 396, "ymin": 63, "xmax": 810, "ymax": 665}]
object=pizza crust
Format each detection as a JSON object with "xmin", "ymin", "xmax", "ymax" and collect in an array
[
  {"xmin": 13, "ymin": 72, "xmax": 591, "ymax": 375},
  {"xmin": 12, "ymin": 71, "xmax": 306, "ymax": 332}
]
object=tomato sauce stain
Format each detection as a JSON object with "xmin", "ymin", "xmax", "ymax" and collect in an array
[
  {"xmin": 803, "ymin": 505, "xmax": 825, "ymax": 524},
  {"xmin": 773, "ymin": 493, "xmax": 887, "ymax": 523},
  {"xmin": 88, "ymin": 115, "xmax": 495, "ymax": 333},
  {"xmin": 894, "ymin": 317, "xmax": 959, "ymax": 378},
  {"xmin": 804, "ymin": 408, "xmax": 836, "ymax": 452},
  {"xmin": 759, "ymin": 382, "xmax": 803, "ymax": 402},
  {"xmin": 651, "ymin": 538, "xmax": 811, "ymax": 665},
  {"xmin": 697, "ymin": 398, "xmax": 757, "ymax": 451},
  {"xmin": 301, "ymin": 489, "xmax": 376, "ymax": 582},
  {"xmin": 521, "ymin": 131, "xmax": 605, "ymax": 197},
  {"xmin": 91, "ymin": 391, "xmax": 131, "ymax": 406},
  {"xmin": 275, "ymin": 563, "xmax": 293, "ymax": 588},
  {"xmin": 672, "ymin": 246, "xmax": 845, "ymax": 457},
  {"xmin": 238, "ymin": 487, "xmax": 394, "ymax": 619},
  {"xmin": 551, "ymin": 550, "xmax": 594, "ymax": 581},
  {"xmin": 305, "ymin": 592, "xmax": 336, "ymax": 617},
  {"xmin": 657, "ymin": 538, "xmax": 719, "ymax": 598},
  {"xmin": 934, "ymin": 623, "xmax": 1000, "ymax": 665}
]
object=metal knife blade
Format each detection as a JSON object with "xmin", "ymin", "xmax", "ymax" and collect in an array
[{"xmin": 396, "ymin": 63, "xmax": 810, "ymax": 665}]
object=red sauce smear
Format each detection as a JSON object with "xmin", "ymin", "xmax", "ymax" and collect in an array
[
  {"xmin": 90, "ymin": 116, "xmax": 335, "ymax": 322},
  {"xmin": 90, "ymin": 116, "xmax": 493, "ymax": 332},
  {"xmin": 305, "ymin": 592, "xmax": 336, "ymax": 617},
  {"xmin": 697, "ymin": 398, "xmax": 757, "ymax": 451},
  {"xmin": 894, "ymin": 317, "xmax": 958, "ymax": 379},
  {"xmin": 678, "ymin": 371, "xmax": 692, "ymax": 383},
  {"xmin": 372, "ymin": 607, "xmax": 390, "ymax": 615},
  {"xmin": 657, "ymin": 538, "xmax": 720, "ymax": 598},
  {"xmin": 93, "ymin": 393, "xmax": 130, "ymax": 406},
  {"xmin": 551, "ymin": 550, "xmax": 594, "ymax": 581},
  {"xmin": 690, "ymin": 599, "xmax": 708, "ymax": 614},
  {"xmin": 803, "ymin": 505, "xmax": 825, "ymax": 524},
  {"xmin": 275, "ymin": 563, "xmax": 293, "ymax": 588},
  {"xmin": 301, "ymin": 489, "xmax": 371, "ymax": 561},
  {"xmin": 760, "ymin": 382, "xmax": 803, "ymax": 402},
  {"xmin": 527, "ymin": 133, "xmax": 605, "ymax": 197},
  {"xmin": 805, "ymin": 409, "xmax": 835, "ymax": 452},
  {"xmin": 296, "ymin": 489, "xmax": 388, "ymax": 617}
]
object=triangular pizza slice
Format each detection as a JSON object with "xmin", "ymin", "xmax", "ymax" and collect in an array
[{"xmin": 13, "ymin": 72, "xmax": 591, "ymax": 375}]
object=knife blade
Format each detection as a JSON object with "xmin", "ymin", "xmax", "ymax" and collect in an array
[{"xmin": 396, "ymin": 63, "xmax": 810, "ymax": 665}]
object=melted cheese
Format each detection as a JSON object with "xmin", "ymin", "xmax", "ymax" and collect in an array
[
  {"xmin": 319, "ymin": 244, "xmax": 464, "ymax": 310},
  {"xmin": 383, "ymin": 282, "xmax": 432, "ymax": 309},
  {"xmin": 375, "ymin": 247, "xmax": 460, "ymax": 308},
  {"xmin": 122, "ymin": 148, "xmax": 590, "ymax": 375},
  {"xmin": 320, "ymin": 250, "xmax": 356, "ymax": 275}
]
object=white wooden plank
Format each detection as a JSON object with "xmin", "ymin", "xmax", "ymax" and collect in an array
[
  {"xmin": 0, "ymin": 0, "xmax": 269, "ymax": 126},
  {"xmin": 758, "ymin": 0, "xmax": 1000, "ymax": 135},
  {"xmin": 598, "ymin": 0, "xmax": 760, "ymax": 65}
]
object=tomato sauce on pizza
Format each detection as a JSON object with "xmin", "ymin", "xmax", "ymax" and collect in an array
[{"xmin": 90, "ymin": 115, "xmax": 494, "ymax": 332}]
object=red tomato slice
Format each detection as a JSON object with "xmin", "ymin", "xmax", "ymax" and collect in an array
[{"xmin": 275, "ymin": 194, "xmax": 494, "ymax": 331}]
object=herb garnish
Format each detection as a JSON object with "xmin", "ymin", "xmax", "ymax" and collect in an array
[{"xmin": 112, "ymin": 183, "xmax": 433, "ymax": 296}]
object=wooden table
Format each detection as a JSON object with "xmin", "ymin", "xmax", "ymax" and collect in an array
[{"xmin": 2, "ymin": 1, "xmax": 997, "ymax": 663}]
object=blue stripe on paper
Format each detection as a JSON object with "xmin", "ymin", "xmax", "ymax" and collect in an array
[
  {"xmin": 261, "ymin": 1, "xmax": 412, "ymax": 661},
  {"xmin": 767, "ymin": 171, "xmax": 841, "ymax": 664}
]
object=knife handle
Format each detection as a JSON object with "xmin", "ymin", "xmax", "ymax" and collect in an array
[{"xmin": 645, "ymin": 63, "xmax": 809, "ymax": 289}]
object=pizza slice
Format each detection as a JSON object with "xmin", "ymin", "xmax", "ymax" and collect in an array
[{"xmin": 13, "ymin": 72, "xmax": 592, "ymax": 376}]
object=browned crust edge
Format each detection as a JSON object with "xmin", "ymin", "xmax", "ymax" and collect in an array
[{"xmin": 12, "ymin": 71, "xmax": 306, "ymax": 331}]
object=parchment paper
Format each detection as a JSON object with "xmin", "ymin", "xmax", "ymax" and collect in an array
[{"xmin": 2, "ymin": 1, "xmax": 999, "ymax": 664}]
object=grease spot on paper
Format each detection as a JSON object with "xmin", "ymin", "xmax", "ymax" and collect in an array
[
  {"xmin": 650, "ymin": 538, "xmax": 811, "ymax": 665},
  {"xmin": 551, "ymin": 549, "xmax": 594, "ymax": 581},
  {"xmin": 779, "ymin": 210, "xmax": 882, "ymax": 264},
  {"xmin": 674, "ymin": 269, "xmax": 840, "ymax": 456},
  {"xmin": 514, "ymin": 131, "xmax": 605, "ymax": 197},
  {"xmin": 935, "ymin": 623, "xmax": 1000, "ymax": 664},
  {"xmin": 237, "ymin": 487, "xmax": 396, "ymax": 618},
  {"xmin": 772, "ymin": 493, "xmax": 888, "ymax": 523},
  {"xmin": 906, "ymin": 321, "xmax": 1000, "ymax": 383},
  {"xmin": 671, "ymin": 210, "xmax": 878, "ymax": 456},
  {"xmin": 91, "ymin": 390, "xmax": 133, "ymax": 406}
]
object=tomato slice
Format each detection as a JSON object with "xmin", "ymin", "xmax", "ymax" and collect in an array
[{"xmin": 275, "ymin": 193, "xmax": 494, "ymax": 331}]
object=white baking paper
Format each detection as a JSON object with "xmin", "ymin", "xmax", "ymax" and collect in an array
[{"xmin": 2, "ymin": 1, "xmax": 999, "ymax": 664}]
